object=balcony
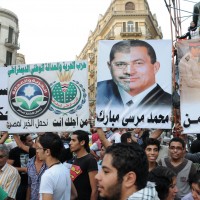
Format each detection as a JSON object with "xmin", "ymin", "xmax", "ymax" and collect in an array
[
  {"xmin": 105, "ymin": 30, "xmax": 115, "ymax": 40},
  {"xmin": 120, "ymin": 27, "xmax": 142, "ymax": 37},
  {"xmin": 5, "ymin": 38, "xmax": 20, "ymax": 50}
]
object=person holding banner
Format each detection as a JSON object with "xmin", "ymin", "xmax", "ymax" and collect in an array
[{"xmin": 97, "ymin": 40, "xmax": 171, "ymax": 111}]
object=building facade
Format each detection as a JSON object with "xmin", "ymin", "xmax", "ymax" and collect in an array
[
  {"xmin": 76, "ymin": 0, "xmax": 163, "ymax": 122},
  {"xmin": 0, "ymin": 7, "xmax": 20, "ymax": 66}
]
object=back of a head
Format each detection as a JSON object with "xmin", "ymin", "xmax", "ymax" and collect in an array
[
  {"xmin": 120, "ymin": 132, "xmax": 132, "ymax": 143},
  {"xmin": 39, "ymin": 132, "xmax": 63, "ymax": 159},
  {"xmin": 148, "ymin": 166, "xmax": 176, "ymax": 200},
  {"xmin": 20, "ymin": 133, "xmax": 30, "ymax": 142},
  {"xmin": 190, "ymin": 139, "xmax": 200, "ymax": 153},
  {"xmin": 72, "ymin": 130, "xmax": 90, "ymax": 153},
  {"xmin": 105, "ymin": 142, "xmax": 148, "ymax": 190},
  {"xmin": 189, "ymin": 172, "xmax": 200, "ymax": 186}
]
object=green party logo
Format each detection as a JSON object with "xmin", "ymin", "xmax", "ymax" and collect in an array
[{"xmin": 49, "ymin": 71, "xmax": 87, "ymax": 115}]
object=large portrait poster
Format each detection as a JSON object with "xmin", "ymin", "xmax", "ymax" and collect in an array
[
  {"xmin": 7, "ymin": 61, "xmax": 89, "ymax": 133},
  {"xmin": 95, "ymin": 40, "xmax": 172, "ymax": 129},
  {"xmin": 177, "ymin": 39, "xmax": 200, "ymax": 133},
  {"xmin": 0, "ymin": 67, "xmax": 8, "ymax": 131}
]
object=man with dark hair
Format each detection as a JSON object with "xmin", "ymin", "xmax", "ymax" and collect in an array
[
  {"xmin": 26, "ymin": 137, "xmax": 47, "ymax": 200},
  {"xmin": 185, "ymin": 139, "xmax": 200, "ymax": 164},
  {"xmin": 120, "ymin": 132, "xmax": 134, "ymax": 143},
  {"xmin": 0, "ymin": 144, "xmax": 20, "ymax": 199},
  {"xmin": 159, "ymin": 137, "xmax": 197, "ymax": 200},
  {"xmin": 95, "ymin": 143, "xmax": 159, "ymax": 200},
  {"xmin": 182, "ymin": 172, "xmax": 200, "ymax": 200},
  {"xmin": 37, "ymin": 132, "xmax": 73, "ymax": 200},
  {"xmin": 97, "ymin": 40, "xmax": 171, "ymax": 110},
  {"xmin": 8, "ymin": 133, "xmax": 34, "ymax": 200},
  {"xmin": 143, "ymin": 138, "xmax": 160, "ymax": 171},
  {"xmin": 70, "ymin": 130, "xmax": 98, "ymax": 200},
  {"xmin": 148, "ymin": 166, "xmax": 178, "ymax": 200}
]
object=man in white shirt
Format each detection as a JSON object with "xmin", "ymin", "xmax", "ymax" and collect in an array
[{"xmin": 37, "ymin": 132, "xmax": 77, "ymax": 200}]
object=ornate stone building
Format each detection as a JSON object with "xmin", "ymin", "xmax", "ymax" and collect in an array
[
  {"xmin": 77, "ymin": 0, "xmax": 163, "ymax": 122},
  {"xmin": 0, "ymin": 7, "xmax": 21, "ymax": 66}
]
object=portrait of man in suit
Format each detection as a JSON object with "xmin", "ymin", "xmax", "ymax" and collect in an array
[{"xmin": 96, "ymin": 40, "xmax": 171, "ymax": 112}]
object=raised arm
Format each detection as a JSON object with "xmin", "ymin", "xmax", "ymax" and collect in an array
[
  {"xmin": 97, "ymin": 128, "xmax": 112, "ymax": 148},
  {"xmin": 0, "ymin": 132, "xmax": 8, "ymax": 144},
  {"xmin": 13, "ymin": 134, "xmax": 30, "ymax": 153}
]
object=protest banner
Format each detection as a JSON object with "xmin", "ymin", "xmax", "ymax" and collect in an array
[
  {"xmin": 7, "ymin": 61, "xmax": 89, "ymax": 133},
  {"xmin": 0, "ymin": 67, "xmax": 8, "ymax": 131},
  {"xmin": 95, "ymin": 40, "xmax": 172, "ymax": 129}
]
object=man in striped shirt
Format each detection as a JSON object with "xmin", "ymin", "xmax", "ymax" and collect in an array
[{"xmin": 0, "ymin": 144, "xmax": 21, "ymax": 199}]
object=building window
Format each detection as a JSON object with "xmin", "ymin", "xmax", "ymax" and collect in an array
[
  {"xmin": 127, "ymin": 21, "xmax": 134, "ymax": 32},
  {"xmin": 135, "ymin": 22, "xmax": 139, "ymax": 32},
  {"xmin": 8, "ymin": 27, "xmax": 13, "ymax": 43},
  {"xmin": 6, "ymin": 51, "xmax": 12, "ymax": 65},
  {"xmin": 125, "ymin": 2, "xmax": 135, "ymax": 10}
]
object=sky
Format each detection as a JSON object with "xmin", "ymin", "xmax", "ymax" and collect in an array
[{"xmin": 0, "ymin": 0, "xmax": 196, "ymax": 64}]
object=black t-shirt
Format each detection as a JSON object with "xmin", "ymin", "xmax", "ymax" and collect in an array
[
  {"xmin": 71, "ymin": 154, "xmax": 98, "ymax": 200},
  {"xmin": 9, "ymin": 147, "xmax": 35, "ymax": 185}
]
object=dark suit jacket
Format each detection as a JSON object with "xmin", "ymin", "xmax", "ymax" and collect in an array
[{"xmin": 96, "ymin": 79, "xmax": 172, "ymax": 109}]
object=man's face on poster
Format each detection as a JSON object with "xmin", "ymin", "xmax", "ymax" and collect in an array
[{"xmin": 108, "ymin": 46, "xmax": 160, "ymax": 96}]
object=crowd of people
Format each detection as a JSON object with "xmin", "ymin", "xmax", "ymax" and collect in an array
[{"xmin": 0, "ymin": 128, "xmax": 200, "ymax": 200}]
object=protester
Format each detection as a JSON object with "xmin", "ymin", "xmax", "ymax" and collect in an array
[
  {"xmin": 185, "ymin": 139, "xmax": 200, "ymax": 164},
  {"xmin": 0, "ymin": 144, "xmax": 21, "ymax": 199},
  {"xmin": 182, "ymin": 172, "xmax": 200, "ymax": 200},
  {"xmin": 97, "ymin": 145, "xmax": 106, "ymax": 171},
  {"xmin": 159, "ymin": 137, "xmax": 197, "ymax": 200},
  {"xmin": 143, "ymin": 138, "xmax": 160, "ymax": 171},
  {"xmin": 26, "ymin": 138, "xmax": 47, "ymax": 200},
  {"xmin": 59, "ymin": 131, "xmax": 71, "ymax": 149},
  {"xmin": 70, "ymin": 130, "xmax": 98, "ymax": 200},
  {"xmin": 37, "ymin": 132, "xmax": 76, "ymax": 200},
  {"xmin": 8, "ymin": 133, "xmax": 34, "ymax": 200},
  {"xmin": 120, "ymin": 131, "xmax": 135, "ymax": 143},
  {"xmin": 97, "ymin": 127, "xmax": 163, "ymax": 148},
  {"xmin": 148, "ymin": 166, "xmax": 178, "ymax": 200},
  {"xmin": 177, "ymin": 21, "xmax": 199, "ymax": 40},
  {"xmin": 95, "ymin": 143, "xmax": 159, "ymax": 200}
]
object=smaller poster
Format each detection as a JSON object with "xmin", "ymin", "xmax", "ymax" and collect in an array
[
  {"xmin": 0, "ymin": 67, "xmax": 8, "ymax": 131},
  {"xmin": 177, "ymin": 39, "xmax": 200, "ymax": 133}
]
